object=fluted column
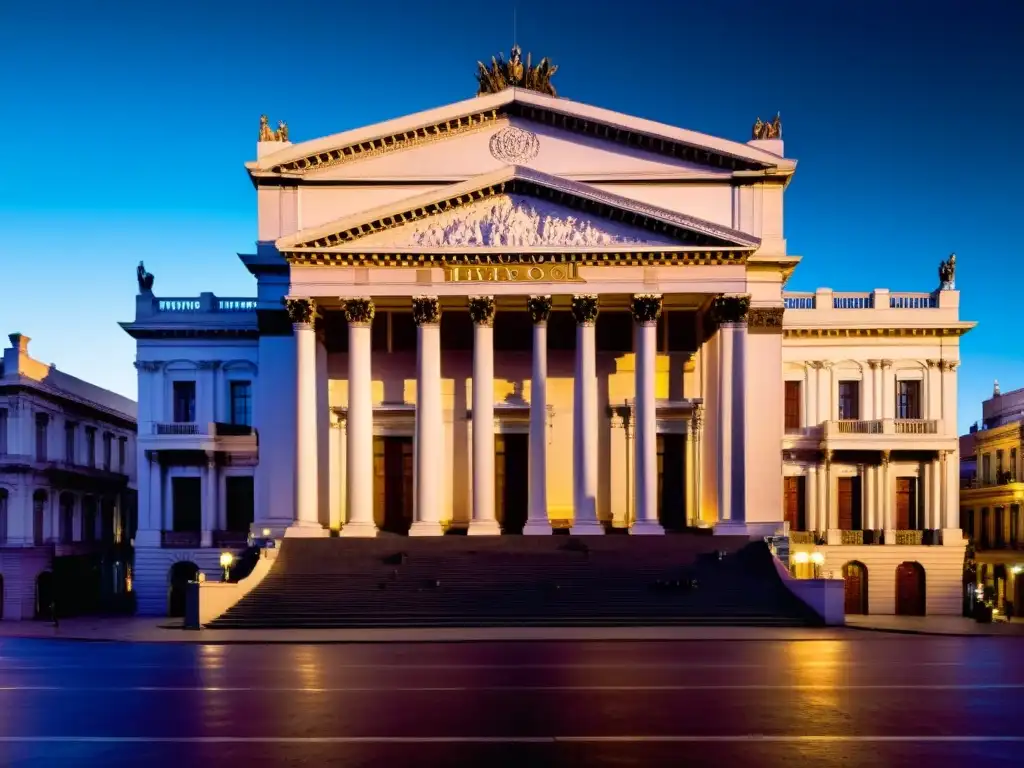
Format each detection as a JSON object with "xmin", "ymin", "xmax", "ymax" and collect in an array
[
  {"xmin": 806, "ymin": 464, "xmax": 818, "ymax": 534},
  {"xmin": 468, "ymin": 296, "xmax": 499, "ymax": 535},
  {"xmin": 525, "ymin": 296, "xmax": 553, "ymax": 535},
  {"xmin": 685, "ymin": 405, "xmax": 701, "ymax": 525},
  {"xmin": 341, "ymin": 298, "xmax": 377, "ymax": 537},
  {"xmin": 712, "ymin": 295, "xmax": 749, "ymax": 530},
  {"xmin": 571, "ymin": 295, "xmax": 602, "ymax": 535},
  {"xmin": 930, "ymin": 455, "xmax": 942, "ymax": 533},
  {"xmin": 286, "ymin": 299, "xmax": 322, "ymax": 533},
  {"xmin": 631, "ymin": 294, "xmax": 663, "ymax": 534},
  {"xmin": 328, "ymin": 413, "xmax": 346, "ymax": 532},
  {"xmin": 201, "ymin": 453, "xmax": 216, "ymax": 548},
  {"xmin": 410, "ymin": 296, "xmax": 444, "ymax": 536}
]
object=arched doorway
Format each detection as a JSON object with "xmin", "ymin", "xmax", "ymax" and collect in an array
[
  {"xmin": 895, "ymin": 562, "xmax": 926, "ymax": 616},
  {"xmin": 168, "ymin": 561, "xmax": 199, "ymax": 617},
  {"xmin": 35, "ymin": 571, "xmax": 54, "ymax": 619},
  {"xmin": 842, "ymin": 561, "xmax": 868, "ymax": 614}
]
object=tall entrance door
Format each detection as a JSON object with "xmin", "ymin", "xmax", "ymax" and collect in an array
[
  {"xmin": 784, "ymin": 476, "xmax": 806, "ymax": 533},
  {"xmin": 374, "ymin": 437, "xmax": 413, "ymax": 535},
  {"xmin": 837, "ymin": 477, "xmax": 862, "ymax": 530},
  {"xmin": 658, "ymin": 434, "xmax": 687, "ymax": 532},
  {"xmin": 895, "ymin": 478, "xmax": 915, "ymax": 530},
  {"xmin": 496, "ymin": 434, "xmax": 529, "ymax": 534},
  {"xmin": 842, "ymin": 561, "xmax": 868, "ymax": 614},
  {"xmin": 895, "ymin": 562, "xmax": 926, "ymax": 615}
]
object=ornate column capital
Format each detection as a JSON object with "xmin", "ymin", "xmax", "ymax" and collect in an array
[
  {"xmin": 867, "ymin": 359, "xmax": 880, "ymax": 370},
  {"xmin": 880, "ymin": 359, "xmax": 893, "ymax": 370},
  {"xmin": 710, "ymin": 294, "xmax": 751, "ymax": 325},
  {"xmin": 880, "ymin": 450, "xmax": 891, "ymax": 467},
  {"xmin": 468, "ymin": 296, "xmax": 496, "ymax": 326},
  {"xmin": 412, "ymin": 296, "xmax": 441, "ymax": 326},
  {"xmin": 630, "ymin": 294, "xmax": 663, "ymax": 326},
  {"xmin": 343, "ymin": 298, "xmax": 375, "ymax": 326},
  {"xmin": 940, "ymin": 360, "xmax": 960, "ymax": 372},
  {"xmin": 527, "ymin": 295, "xmax": 552, "ymax": 324},
  {"xmin": 571, "ymin": 294, "xmax": 599, "ymax": 326},
  {"xmin": 747, "ymin": 306, "xmax": 785, "ymax": 332},
  {"xmin": 285, "ymin": 298, "xmax": 317, "ymax": 326},
  {"xmin": 926, "ymin": 359, "xmax": 941, "ymax": 369},
  {"xmin": 133, "ymin": 360, "xmax": 164, "ymax": 372}
]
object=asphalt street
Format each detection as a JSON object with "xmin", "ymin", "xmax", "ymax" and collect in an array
[{"xmin": 0, "ymin": 635, "xmax": 1022, "ymax": 766}]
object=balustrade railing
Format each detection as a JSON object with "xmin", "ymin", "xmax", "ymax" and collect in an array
[
  {"xmin": 155, "ymin": 423, "xmax": 200, "ymax": 435},
  {"xmin": 825, "ymin": 418, "xmax": 940, "ymax": 438},
  {"xmin": 782, "ymin": 290, "xmax": 942, "ymax": 311},
  {"xmin": 889, "ymin": 293, "xmax": 936, "ymax": 309},
  {"xmin": 835, "ymin": 419, "xmax": 883, "ymax": 434},
  {"xmin": 783, "ymin": 294, "xmax": 815, "ymax": 309},
  {"xmin": 789, "ymin": 531, "xmax": 815, "ymax": 544},
  {"xmin": 840, "ymin": 530, "xmax": 864, "ymax": 546},
  {"xmin": 893, "ymin": 530, "xmax": 924, "ymax": 545},
  {"xmin": 147, "ymin": 293, "xmax": 257, "ymax": 316},
  {"xmin": 893, "ymin": 419, "xmax": 939, "ymax": 435}
]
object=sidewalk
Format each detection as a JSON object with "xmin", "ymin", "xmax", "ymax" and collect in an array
[{"xmin": 1, "ymin": 616, "xmax": 1021, "ymax": 643}]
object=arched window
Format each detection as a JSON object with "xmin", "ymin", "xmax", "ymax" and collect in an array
[
  {"xmin": 32, "ymin": 490, "xmax": 47, "ymax": 545},
  {"xmin": 0, "ymin": 489, "xmax": 8, "ymax": 544}
]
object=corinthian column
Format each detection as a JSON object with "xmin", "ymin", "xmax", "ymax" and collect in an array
[
  {"xmin": 631, "ymin": 294, "xmax": 663, "ymax": 534},
  {"xmin": 410, "ymin": 296, "xmax": 444, "ymax": 536},
  {"xmin": 286, "ymin": 298, "xmax": 323, "ymax": 535},
  {"xmin": 524, "ymin": 295, "xmax": 553, "ymax": 535},
  {"xmin": 340, "ymin": 298, "xmax": 377, "ymax": 537},
  {"xmin": 468, "ymin": 296, "xmax": 500, "ymax": 535},
  {"xmin": 711, "ymin": 295, "xmax": 750, "ymax": 532},
  {"xmin": 571, "ymin": 294, "xmax": 603, "ymax": 535}
]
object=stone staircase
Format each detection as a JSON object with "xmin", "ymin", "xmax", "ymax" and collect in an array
[{"xmin": 206, "ymin": 534, "xmax": 821, "ymax": 629}]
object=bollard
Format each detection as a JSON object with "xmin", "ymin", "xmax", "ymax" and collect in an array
[{"xmin": 184, "ymin": 580, "xmax": 201, "ymax": 630}]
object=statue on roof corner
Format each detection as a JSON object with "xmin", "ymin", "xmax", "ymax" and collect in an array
[
  {"xmin": 258, "ymin": 114, "xmax": 289, "ymax": 142},
  {"xmin": 137, "ymin": 261, "xmax": 154, "ymax": 294},
  {"xmin": 476, "ymin": 45, "xmax": 558, "ymax": 97},
  {"xmin": 752, "ymin": 112, "xmax": 782, "ymax": 140},
  {"xmin": 938, "ymin": 252, "xmax": 956, "ymax": 290}
]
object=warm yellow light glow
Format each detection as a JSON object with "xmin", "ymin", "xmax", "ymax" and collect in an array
[
  {"xmin": 262, "ymin": 528, "xmax": 271, "ymax": 538},
  {"xmin": 219, "ymin": 552, "xmax": 234, "ymax": 569},
  {"xmin": 1012, "ymin": 565, "xmax": 1023, "ymax": 575},
  {"xmin": 793, "ymin": 551, "xmax": 810, "ymax": 564},
  {"xmin": 810, "ymin": 552, "xmax": 825, "ymax": 566}
]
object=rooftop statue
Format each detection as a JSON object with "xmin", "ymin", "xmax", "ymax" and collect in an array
[
  {"xmin": 137, "ymin": 261, "xmax": 154, "ymax": 294},
  {"xmin": 938, "ymin": 252, "xmax": 956, "ymax": 290},
  {"xmin": 476, "ymin": 45, "xmax": 558, "ymax": 97},
  {"xmin": 752, "ymin": 112, "xmax": 783, "ymax": 140},
  {"xmin": 258, "ymin": 114, "xmax": 289, "ymax": 142}
]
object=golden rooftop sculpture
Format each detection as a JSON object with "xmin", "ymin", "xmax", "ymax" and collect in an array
[
  {"xmin": 258, "ymin": 115, "xmax": 289, "ymax": 142},
  {"xmin": 751, "ymin": 112, "xmax": 782, "ymax": 140},
  {"xmin": 476, "ymin": 45, "xmax": 558, "ymax": 97}
]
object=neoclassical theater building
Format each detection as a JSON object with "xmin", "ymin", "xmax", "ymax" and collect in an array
[{"xmin": 122, "ymin": 51, "xmax": 973, "ymax": 616}]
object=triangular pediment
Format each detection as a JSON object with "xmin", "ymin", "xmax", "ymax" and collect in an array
[
  {"xmin": 249, "ymin": 89, "xmax": 794, "ymax": 182},
  {"xmin": 276, "ymin": 166, "xmax": 760, "ymax": 252}
]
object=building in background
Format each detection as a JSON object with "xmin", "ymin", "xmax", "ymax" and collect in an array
[
  {"xmin": 121, "ymin": 51, "xmax": 973, "ymax": 617},
  {"xmin": 960, "ymin": 380, "xmax": 1024, "ymax": 616},
  {"xmin": 0, "ymin": 333, "xmax": 137, "ymax": 620}
]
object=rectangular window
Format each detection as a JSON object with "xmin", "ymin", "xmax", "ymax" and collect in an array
[
  {"xmin": 838, "ymin": 381, "xmax": 860, "ymax": 421},
  {"xmin": 82, "ymin": 496, "xmax": 96, "ymax": 543},
  {"xmin": 85, "ymin": 427, "xmax": 96, "ymax": 468},
  {"xmin": 784, "ymin": 380, "xmax": 802, "ymax": 433},
  {"xmin": 896, "ymin": 380, "xmax": 921, "ymax": 420},
  {"xmin": 229, "ymin": 381, "xmax": 252, "ymax": 426},
  {"xmin": 0, "ymin": 490, "xmax": 7, "ymax": 543},
  {"xmin": 103, "ymin": 432, "xmax": 113, "ymax": 471},
  {"xmin": 65, "ymin": 422, "xmax": 77, "ymax": 464},
  {"xmin": 996, "ymin": 450, "xmax": 1005, "ymax": 483},
  {"xmin": 118, "ymin": 437, "xmax": 127, "ymax": 472},
  {"xmin": 0, "ymin": 408, "xmax": 7, "ymax": 455},
  {"xmin": 1011, "ymin": 448, "xmax": 1018, "ymax": 482},
  {"xmin": 35, "ymin": 413, "xmax": 49, "ymax": 462},
  {"xmin": 172, "ymin": 381, "xmax": 196, "ymax": 423}
]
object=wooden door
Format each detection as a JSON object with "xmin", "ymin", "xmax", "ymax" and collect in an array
[
  {"xmin": 784, "ymin": 380, "xmax": 802, "ymax": 432},
  {"xmin": 895, "ymin": 562, "xmax": 925, "ymax": 615},
  {"xmin": 372, "ymin": 437, "xmax": 386, "ymax": 529},
  {"xmin": 658, "ymin": 434, "xmax": 686, "ymax": 531},
  {"xmin": 837, "ymin": 478, "xmax": 854, "ymax": 530},
  {"xmin": 843, "ymin": 562, "xmax": 867, "ymax": 614},
  {"xmin": 498, "ymin": 434, "xmax": 529, "ymax": 534},
  {"xmin": 895, "ymin": 478, "xmax": 913, "ymax": 530},
  {"xmin": 784, "ymin": 476, "xmax": 803, "ymax": 532},
  {"xmin": 381, "ymin": 437, "xmax": 413, "ymax": 535}
]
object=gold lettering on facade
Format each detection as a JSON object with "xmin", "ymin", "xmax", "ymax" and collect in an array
[{"xmin": 445, "ymin": 263, "xmax": 581, "ymax": 283}]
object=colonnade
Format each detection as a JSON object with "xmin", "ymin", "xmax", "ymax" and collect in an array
[{"xmin": 283, "ymin": 293, "xmax": 751, "ymax": 536}]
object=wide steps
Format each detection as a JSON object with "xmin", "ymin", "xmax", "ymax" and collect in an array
[{"xmin": 208, "ymin": 535, "xmax": 818, "ymax": 629}]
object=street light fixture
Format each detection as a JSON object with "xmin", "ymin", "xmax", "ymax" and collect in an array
[{"xmin": 219, "ymin": 551, "xmax": 234, "ymax": 581}]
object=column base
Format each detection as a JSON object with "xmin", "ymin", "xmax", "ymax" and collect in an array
[
  {"xmin": 284, "ymin": 522, "xmax": 328, "ymax": 538},
  {"xmin": 337, "ymin": 521, "xmax": 378, "ymax": 538},
  {"xmin": 467, "ymin": 520, "xmax": 502, "ymax": 536},
  {"xmin": 883, "ymin": 528, "xmax": 897, "ymax": 545},
  {"xmin": 522, "ymin": 520, "xmax": 553, "ymax": 536},
  {"xmin": 408, "ymin": 521, "xmax": 445, "ymax": 537},
  {"xmin": 630, "ymin": 520, "xmax": 665, "ymax": 536},
  {"xmin": 826, "ymin": 529, "xmax": 843, "ymax": 546},
  {"xmin": 713, "ymin": 520, "xmax": 753, "ymax": 537},
  {"xmin": 569, "ymin": 519, "xmax": 605, "ymax": 536},
  {"xmin": 201, "ymin": 530, "xmax": 213, "ymax": 547},
  {"xmin": 941, "ymin": 528, "xmax": 966, "ymax": 546}
]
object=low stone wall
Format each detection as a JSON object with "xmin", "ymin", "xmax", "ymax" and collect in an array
[{"xmin": 198, "ymin": 551, "xmax": 277, "ymax": 625}]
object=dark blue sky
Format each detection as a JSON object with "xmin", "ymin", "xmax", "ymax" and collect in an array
[{"xmin": 2, "ymin": 0, "xmax": 1021, "ymax": 431}]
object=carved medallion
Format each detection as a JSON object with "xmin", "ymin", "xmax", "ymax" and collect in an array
[{"xmin": 489, "ymin": 126, "xmax": 540, "ymax": 164}]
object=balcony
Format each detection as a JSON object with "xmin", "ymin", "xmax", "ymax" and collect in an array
[
  {"xmin": 820, "ymin": 418, "xmax": 950, "ymax": 451},
  {"xmin": 142, "ymin": 421, "xmax": 258, "ymax": 453}
]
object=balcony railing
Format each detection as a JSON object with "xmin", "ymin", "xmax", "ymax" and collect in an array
[
  {"xmin": 840, "ymin": 530, "xmax": 864, "ymax": 546},
  {"xmin": 825, "ymin": 418, "xmax": 940, "ymax": 437},
  {"xmin": 893, "ymin": 530, "xmax": 924, "ymax": 545},
  {"xmin": 162, "ymin": 531, "xmax": 201, "ymax": 548},
  {"xmin": 155, "ymin": 423, "xmax": 201, "ymax": 435},
  {"xmin": 783, "ymin": 289, "xmax": 944, "ymax": 311},
  {"xmin": 155, "ymin": 296, "xmax": 257, "ymax": 314},
  {"xmin": 783, "ymin": 293, "xmax": 815, "ymax": 310},
  {"xmin": 153, "ymin": 422, "xmax": 256, "ymax": 437}
]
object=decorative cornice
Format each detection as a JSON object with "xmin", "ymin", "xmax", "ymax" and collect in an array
[
  {"xmin": 196, "ymin": 361, "xmax": 221, "ymax": 370},
  {"xmin": 881, "ymin": 359, "xmax": 893, "ymax": 369},
  {"xmin": 940, "ymin": 360, "xmax": 960, "ymax": 372},
  {"xmin": 283, "ymin": 249, "xmax": 749, "ymax": 268},
  {"xmin": 571, "ymin": 294, "xmax": 599, "ymax": 326},
  {"xmin": 527, "ymin": 295, "xmax": 553, "ymax": 324},
  {"xmin": 343, "ymin": 298, "xmax": 375, "ymax": 326},
  {"xmin": 630, "ymin": 294, "xmax": 663, "ymax": 325},
  {"xmin": 710, "ymin": 295, "xmax": 751, "ymax": 325},
  {"xmin": 133, "ymin": 361, "xmax": 163, "ymax": 372},
  {"xmin": 784, "ymin": 328, "xmax": 971, "ymax": 339},
  {"xmin": 412, "ymin": 296, "xmax": 441, "ymax": 326},
  {"xmin": 468, "ymin": 296, "xmax": 496, "ymax": 326},
  {"xmin": 284, "ymin": 298, "xmax": 316, "ymax": 326},
  {"xmin": 747, "ymin": 306, "xmax": 785, "ymax": 331}
]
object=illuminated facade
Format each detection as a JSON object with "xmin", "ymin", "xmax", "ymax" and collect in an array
[{"xmin": 121, "ymin": 59, "xmax": 973, "ymax": 616}]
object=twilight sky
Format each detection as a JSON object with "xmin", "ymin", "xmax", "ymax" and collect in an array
[{"xmin": 1, "ymin": 0, "xmax": 1021, "ymax": 433}]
